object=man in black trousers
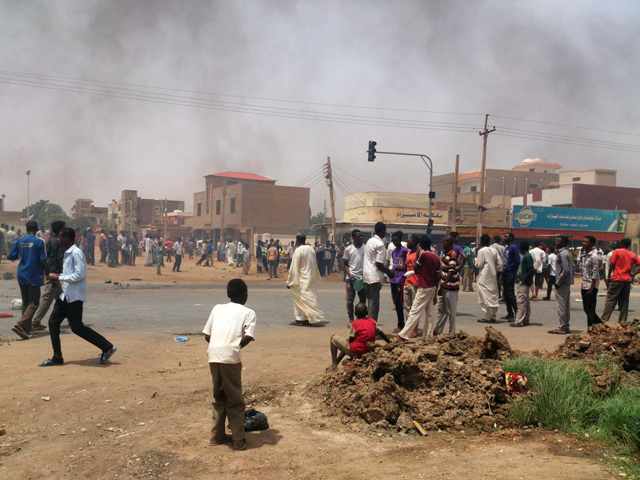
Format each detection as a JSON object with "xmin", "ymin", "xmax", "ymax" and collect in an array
[{"xmin": 40, "ymin": 227, "xmax": 117, "ymax": 367}]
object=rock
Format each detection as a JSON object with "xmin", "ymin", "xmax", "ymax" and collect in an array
[
  {"xmin": 481, "ymin": 327, "xmax": 512, "ymax": 359},
  {"xmin": 41, "ymin": 396, "xmax": 51, "ymax": 401},
  {"xmin": 0, "ymin": 428, "xmax": 6, "ymax": 436}
]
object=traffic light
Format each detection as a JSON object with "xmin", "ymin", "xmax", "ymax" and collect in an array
[{"xmin": 367, "ymin": 140, "xmax": 377, "ymax": 162}]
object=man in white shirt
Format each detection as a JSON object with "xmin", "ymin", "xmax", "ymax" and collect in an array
[
  {"xmin": 342, "ymin": 229, "xmax": 366, "ymax": 322},
  {"xmin": 172, "ymin": 238, "xmax": 183, "ymax": 272},
  {"xmin": 544, "ymin": 248, "xmax": 558, "ymax": 300},
  {"xmin": 40, "ymin": 228, "xmax": 116, "ymax": 367},
  {"xmin": 202, "ymin": 279, "xmax": 256, "ymax": 450},
  {"xmin": 363, "ymin": 222, "xmax": 392, "ymax": 321},
  {"xmin": 529, "ymin": 242, "xmax": 547, "ymax": 299}
]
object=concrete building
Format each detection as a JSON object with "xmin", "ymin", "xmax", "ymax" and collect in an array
[
  {"xmin": 71, "ymin": 198, "xmax": 109, "ymax": 226},
  {"xmin": 512, "ymin": 169, "xmax": 640, "ymax": 213},
  {"xmin": 0, "ymin": 197, "xmax": 25, "ymax": 231},
  {"xmin": 432, "ymin": 158, "xmax": 560, "ymax": 205},
  {"xmin": 558, "ymin": 169, "xmax": 616, "ymax": 187},
  {"xmin": 342, "ymin": 191, "xmax": 509, "ymax": 228},
  {"xmin": 187, "ymin": 171, "xmax": 310, "ymax": 242},
  {"xmin": 109, "ymin": 190, "xmax": 185, "ymax": 234}
]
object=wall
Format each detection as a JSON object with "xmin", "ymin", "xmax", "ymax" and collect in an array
[
  {"xmin": 559, "ymin": 169, "xmax": 616, "ymax": 187},
  {"xmin": 210, "ymin": 183, "xmax": 243, "ymax": 229},
  {"xmin": 512, "ymin": 184, "xmax": 573, "ymax": 207},
  {"xmin": 432, "ymin": 169, "xmax": 558, "ymax": 203},
  {"xmin": 572, "ymin": 184, "xmax": 640, "ymax": 213}
]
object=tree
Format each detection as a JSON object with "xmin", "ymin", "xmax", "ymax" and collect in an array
[
  {"xmin": 309, "ymin": 211, "xmax": 327, "ymax": 227},
  {"xmin": 22, "ymin": 200, "xmax": 71, "ymax": 229}
]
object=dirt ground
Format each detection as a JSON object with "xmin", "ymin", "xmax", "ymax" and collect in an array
[
  {"xmin": 0, "ymin": 328, "xmax": 620, "ymax": 480},
  {"xmin": 0, "ymin": 256, "xmax": 344, "ymax": 286}
]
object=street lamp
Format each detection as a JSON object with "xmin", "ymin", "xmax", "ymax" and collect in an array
[
  {"xmin": 25, "ymin": 169, "xmax": 31, "ymax": 218},
  {"xmin": 367, "ymin": 141, "xmax": 435, "ymax": 234}
]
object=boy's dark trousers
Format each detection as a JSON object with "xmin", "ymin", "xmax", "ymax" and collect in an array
[
  {"xmin": 210, "ymin": 362, "xmax": 245, "ymax": 446},
  {"xmin": 49, "ymin": 298, "xmax": 113, "ymax": 359}
]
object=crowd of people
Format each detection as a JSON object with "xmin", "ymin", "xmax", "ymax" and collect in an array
[{"xmin": 4, "ymin": 218, "xmax": 640, "ymax": 452}]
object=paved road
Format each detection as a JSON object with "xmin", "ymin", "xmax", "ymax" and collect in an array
[{"xmin": 1, "ymin": 279, "xmax": 638, "ymax": 349}]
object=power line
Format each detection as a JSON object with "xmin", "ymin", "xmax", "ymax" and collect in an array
[
  {"xmin": 2, "ymin": 70, "xmax": 640, "ymax": 154},
  {"xmin": 495, "ymin": 132, "xmax": 640, "ymax": 154},
  {"xmin": 0, "ymin": 69, "xmax": 484, "ymax": 118},
  {"xmin": 0, "ymin": 74, "xmax": 479, "ymax": 135},
  {"xmin": 0, "ymin": 71, "xmax": 480, "ymax": 130},
  {"xmin": 492, "ymin": 114, "xmax": 640, "ymax": 138},
  {"xmin": 496, "ymin": 126, "xmax": 640, "ymax": 151}
]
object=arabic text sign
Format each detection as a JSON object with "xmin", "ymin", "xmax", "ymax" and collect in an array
[{"xmin": 512, "ymin": 206, "xmax": 627, "ymax": 233}]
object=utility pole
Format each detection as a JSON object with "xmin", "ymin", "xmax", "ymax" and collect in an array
[
  {"xmin": 25, "ymin": 169, "xmax": 31, "ymax": 219},
  {"xmin": 476, "ymin": 114, "xmax": 496, "ymax": 245},
  {"xmin": 451, "ymin": 154, "xmax": 460, "ymax": 231},
  {"xmin": 163, "ymin": 198, "xmax": 168, "ymax": 239},
  {"xmin": 324, "ymin": 157, "xmax": 337, "ymax": 243},
  {"xmin": 523, "ymin": 176, "xmax": 529, "ymax": 207}
]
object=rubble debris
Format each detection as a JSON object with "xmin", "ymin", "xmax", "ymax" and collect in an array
[
  {"xmin": 317, "ymin": 329, "xmax": 512, "ymax": 432},
  {"xmin": 555, "ymin": 323, "xmax": 640, "ymax": 372}
]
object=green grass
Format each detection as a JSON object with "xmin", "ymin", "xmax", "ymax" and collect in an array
[{"xmin": 504, "ymin": 356, "xmax": 640, "ymax": 476}]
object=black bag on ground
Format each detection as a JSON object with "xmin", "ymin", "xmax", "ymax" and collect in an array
[{"xmin": 244, "ymin": 409, "xmax": 269, "ymax": 432}]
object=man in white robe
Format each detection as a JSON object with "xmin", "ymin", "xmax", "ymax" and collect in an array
[
  {"xmin": 475, "ymin": 234, "xmax": 502, "ymax": 323},
  {"xmin": 226, "ymin": 241, "xmax": 236, "ymax": 267},
  {"xmin": 144, "ymin": 235, "xmax": 153, "ymax": 266},
  {"xmin": 287, "ymin": 234, "xmax": 324, "ymax": 325}
]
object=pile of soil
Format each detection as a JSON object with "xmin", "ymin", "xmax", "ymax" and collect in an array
[
  {"xmin": 555, "ymin": 322, "xmax": 640, "ymax": 372},
  {"xmin": 317, "ymin": 327, "xmax": 513, "ymax": 432}
]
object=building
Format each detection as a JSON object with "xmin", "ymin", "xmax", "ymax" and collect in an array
[
  {"xmin": 109, "ymin": 190, "xmax": 185, "ymax": 235},
  {"xmin": 71, "ymin": 198, "xmax": 109, "ymax": 226},
  {"xmin": 432, "ymin": 158, "xmax": 561, "ymax": 205},
  {"xmin": 342, "ymin": 191, "xmax": 509, "ymax": 228},
  {"xmin": 186, "ymin": 171, "xmax": 310, "ymax": 242},
  {"xmin": 0, "ymin": 197, "xmax": 25, "ymax": 231},
  {"xmin": 558, "ymin": 169, "xmax": 616, "ymax": 187},
  {"xmin": 511, "ymin": 168, "xmax": 640, "ymax": 213}
]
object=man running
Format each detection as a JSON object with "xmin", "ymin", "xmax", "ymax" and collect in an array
[{"xmin": 40, "ymin": 227, "xmax": 117, "ymax": 366}]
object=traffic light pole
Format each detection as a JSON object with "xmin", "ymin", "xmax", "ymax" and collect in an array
[{"xmin": 373, "ymin": 150, "xmax": 434, "ymax": 234}]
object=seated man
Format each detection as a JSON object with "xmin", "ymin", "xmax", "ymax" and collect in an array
[{"xmin": 330, "ymin": 302, "xmax": 390, "ymax": 369}]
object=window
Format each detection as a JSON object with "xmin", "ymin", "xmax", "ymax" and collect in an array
[
  {"xmin": 572, "ymin": 176, "xmax": 581, "ymax": 182},
  {"xmin": 230, "ymin": 198, "xmax": 236, "ymax": 214},
  {"xmin": 215, "ymin": 200, "xmax": 221, "ymax": 215},
  {"xmin": 196, "ymin": 203, "xmax": 202, "ymax": 217},
  {"xmin": 470, "ymin": 186, "xmax": 477, "ymax": 192}
]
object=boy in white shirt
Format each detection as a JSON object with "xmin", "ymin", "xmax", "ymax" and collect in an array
[{"xmin": 202, "ymin": 279, "xmax": 256, "ymax": 450}]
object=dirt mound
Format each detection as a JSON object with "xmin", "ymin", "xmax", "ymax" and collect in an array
[
  {"xmin": 555, "ymin": 322, "xmax": 640, "ymax": 371},
  {"xmin": 317, "ymin": 328, "xmax": 512, "ymax": 433}
]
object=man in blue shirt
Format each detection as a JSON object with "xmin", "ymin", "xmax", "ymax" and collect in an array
[
  {"xmin": 8, "ymin": 220, "xmax": 46, "ymax": 339},
  {"xmin": 502, "ymin": 232, "xmax": 521, "ymax": 321},
  {"xmin": 40, "ymin": 227, "xmax": 116, "ymax": 367}
]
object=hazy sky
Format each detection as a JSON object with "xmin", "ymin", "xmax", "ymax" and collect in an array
[{"xmin": 1, "ymin": 0, "xmax": 639, "ymax": 215}]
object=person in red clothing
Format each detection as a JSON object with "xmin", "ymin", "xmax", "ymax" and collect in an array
[
  {"xmin": 330, "ymin": 303, "xmax": 390, "ymax": 369},
  {"xmin": 601, "ymin": 238, "xmax": 639, "ymax": 325},
  {"xmin": 401, "ymin": 235, "xmax": 420, "ymax": 333},
  {"xmin": 397, "ymin": 235, "xmax": 441, "ymax": 340}
]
